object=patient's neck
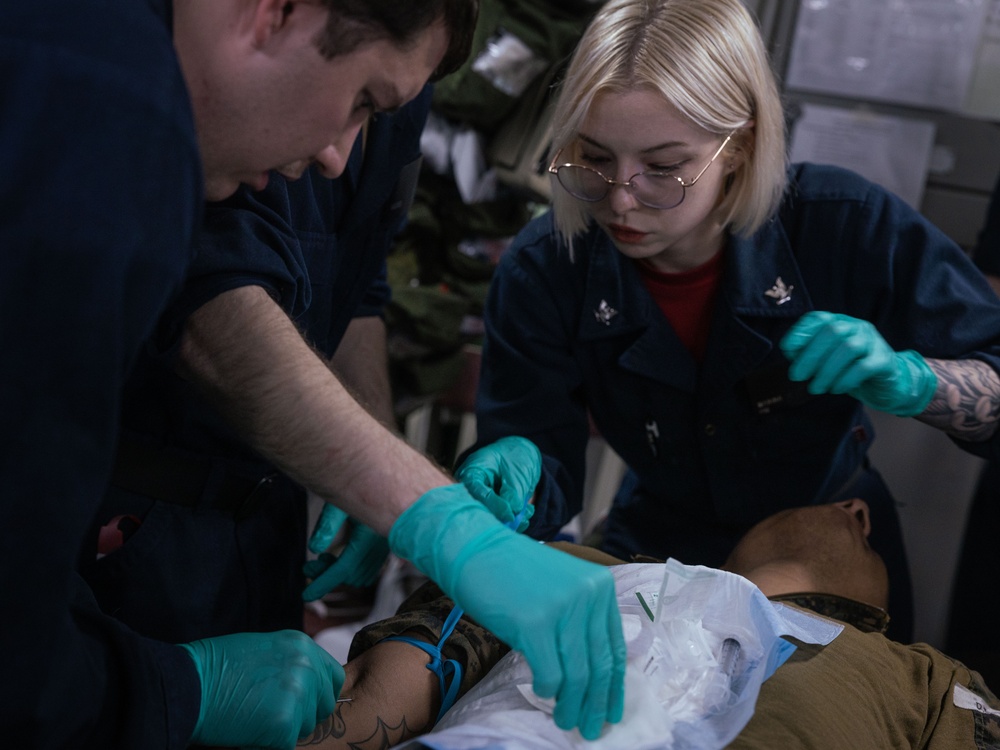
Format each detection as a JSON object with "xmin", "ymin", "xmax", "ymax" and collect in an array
[
  {"xmin": 734, "ymin": 560, "xmax": 891, "ymax": 635},
  {"xmin": 733, "ymin": 561, "xmax": 816, "ymax": 598}
]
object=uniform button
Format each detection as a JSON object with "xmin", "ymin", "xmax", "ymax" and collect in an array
[{"xmin": 703, "ymin": 423, "xmax": 716, "ymax": 436}]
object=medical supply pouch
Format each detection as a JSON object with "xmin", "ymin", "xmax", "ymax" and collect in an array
[{"xmin": 400, "ymin": 561, "xmax": 843, "ymax": 750}]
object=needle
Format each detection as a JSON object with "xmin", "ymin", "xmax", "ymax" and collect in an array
[{"xmin": 336, "ymin": 697, "xmax": 353, "ymax": 704}]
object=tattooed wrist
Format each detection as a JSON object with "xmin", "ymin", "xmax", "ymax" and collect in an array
[{"xmin": 919, "ymin": 358, "xmax": 1000, "ymax": 441}]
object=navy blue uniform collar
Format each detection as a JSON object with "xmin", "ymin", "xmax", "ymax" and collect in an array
[
  {"xmin": 725, "ymin": 219, "xmax": 812, "ymax": 319},
  {"xmin": 576, "ymin": 220, "xmax": 811, "ymax": 330},
  {"xmin": 573, "ymin": 219, "xmax": 813, "ymax": 391}
]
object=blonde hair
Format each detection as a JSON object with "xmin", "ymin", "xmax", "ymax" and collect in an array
[{"xmin": 548, "ymin": 0, "xmax": 787, "ymax": 247}]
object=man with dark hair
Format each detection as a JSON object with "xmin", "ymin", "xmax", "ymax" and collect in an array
[
  {"xmin": 313, "ymin": 0, "xmax": 476, "ymax": 74},
  {"xmin": 79, "ymin": 3, "xmax": 471, "ymax": 646},
  {"xmin": 2, "ymin": 0, "xmax": 626, "ymax": 747},
  {"xmin": 168, "ymin": 0, "xmax": 628, "ymax": 737}
]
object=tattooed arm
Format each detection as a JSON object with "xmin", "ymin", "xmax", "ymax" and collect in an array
[
  {"xmin": 300, "ymin": 637, "xmax": 439, "ymax": 749},
  {"xmin": 209, "ymin": 635, "xmax": 440, "ymax": 750},
  {"xmin": 918, "ymin": 359, "xmax": 1000, "ymax": 442}
]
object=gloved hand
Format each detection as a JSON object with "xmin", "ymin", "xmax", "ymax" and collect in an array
[
  {"xmin": 181, "ymin": 630, "xmax": 344, "ymax": 749},
  {"xmin": 454, "ymin": 436, "xmax": 540, "ymax": 532},
  {"xmin": 389, "ymin": 484, "xmax": 626, "ymax": 740},
  {"xmin": 780, "ymin": 311, "xmax": 937, "ymax": 417},
  {"xmin": 303, "ymin": 504, "xmax": 389, "ymax": 602}
]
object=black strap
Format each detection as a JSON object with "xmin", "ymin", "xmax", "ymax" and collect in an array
[{"xmin": 111, "ymin": 438, "xmax": 278, "ymax": 519}]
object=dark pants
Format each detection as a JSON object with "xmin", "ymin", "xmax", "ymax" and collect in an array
[
  {"xmin": 947, "ymin": 461, "xmax": 1000, "ymax": 686},
  {"xmin": 78, "ymin": 479, "xmax": 307, "ymax": 643}
]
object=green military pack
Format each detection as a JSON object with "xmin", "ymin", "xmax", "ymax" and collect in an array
[
  {"xmin": 386, "ymin": 0, "xmax": 598, "ymax": 409},
  {"xmin": 432, "ymin": 0, "xmax": 599, "ymax": 134}
]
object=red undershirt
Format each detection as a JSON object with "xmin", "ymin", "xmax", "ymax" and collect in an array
[{"xmin": 635, "ymin": 251, "xmax": 725, "ymax": 363}]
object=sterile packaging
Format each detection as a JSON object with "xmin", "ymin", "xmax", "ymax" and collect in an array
[{"xmin": 400, "ymin": 560, "xmax": 843, "ymax": 750}]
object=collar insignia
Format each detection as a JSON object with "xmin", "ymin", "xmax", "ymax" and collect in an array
[
  {"xmin": 764, "ymin": 276, "xmax": 794, "ymax": 305},
  {"xmin": 594, "ymin": 299, "xmax": 618, "ymax": 325}
]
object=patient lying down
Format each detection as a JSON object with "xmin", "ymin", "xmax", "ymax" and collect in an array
[{"xmin": 217, "ymin": 500, "xmax": 1000, "ymax": 749}]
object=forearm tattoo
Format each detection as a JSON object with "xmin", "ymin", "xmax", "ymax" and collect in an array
[
  {"xmin": 296, "ymin": 703, "xmax": 346, "ymax": 746},
  {"xmin": 920, "ymin": 358, "xmax": 1000, "ymax": 441},
  {"xmin": 297, "ymin": 702, "xmax": 420, "ymax": 749}
]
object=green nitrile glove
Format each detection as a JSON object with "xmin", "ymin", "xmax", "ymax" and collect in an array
[
  {"xmin": 455, "ymin": 436, "xmax": 540, "ymax": 532},
  {"xmin": 780, "ymin": 311, "xmax": 937, "ymax": 417},
  {"xmin": 303, "ymin": 504, "xmax": 389, "ymax": 601},
  {"xmin": 181, "ymin": 630, "xmax": 344, "ymax": 749},
  {"xmin": 388, "ymin": 484, "xmax": 626, "ymax": 741}
]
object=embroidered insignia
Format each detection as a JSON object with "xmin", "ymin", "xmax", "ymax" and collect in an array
[
  {"xmin": 594, "ymin": 299, "xmax": 618, "ymax": 325},
  {"xmin": 645, "ymin": 419, "xmax": 659, "ymax": 458},
  {"xmin": 764, "ymin": 277, "xmax": 794, "ymax": 305}
]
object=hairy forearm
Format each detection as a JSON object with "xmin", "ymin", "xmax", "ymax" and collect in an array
[
  {"xmin": 330, "ymin": 316, "xmax": 396, "ymax": 430},
  {"xmin": 917, "ymin": 357, "xmax": 1000, "ymax": 441},
  {"xmin": 177, "ymin": 286, "xmax": 451, "ymax": 534}
]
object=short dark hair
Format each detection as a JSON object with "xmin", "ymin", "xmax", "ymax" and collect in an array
[{"xmin": 316, "ymin": 0, "xmax": 478, "ymax": 80}]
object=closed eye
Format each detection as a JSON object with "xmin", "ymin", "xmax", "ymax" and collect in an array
[
  {"xmin": 648, "ymin": 161, "xmax": 684, "ymax": 174},
  {"xmin": 579, "ymin": 150, "xmax": 612, "ymax": 168}
]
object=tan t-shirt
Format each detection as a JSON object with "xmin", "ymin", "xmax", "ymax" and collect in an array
[{"xmin": 730, "ymin": 605, "xmax": 1000, "ymax": 749}]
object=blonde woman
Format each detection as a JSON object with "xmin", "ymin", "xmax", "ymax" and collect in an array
[{"xmin": 457, "ymin": 0, "xmax": 1000, "ymax": 643}]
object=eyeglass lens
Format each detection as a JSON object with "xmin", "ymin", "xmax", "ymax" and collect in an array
[{"xmin": 555, "ymin": 166, "xmax": 684, "ymax": 209}]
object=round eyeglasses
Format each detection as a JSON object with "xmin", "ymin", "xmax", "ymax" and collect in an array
[{"xmin": 547, "ymin": 132, "xmax": 734, "ymax": 210}]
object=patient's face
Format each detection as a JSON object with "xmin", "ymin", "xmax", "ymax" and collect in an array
[{"xmin": 722, "ymin": 499, "xmax": 889, "ymax": 609}]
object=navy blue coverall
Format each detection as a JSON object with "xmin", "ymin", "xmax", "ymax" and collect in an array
[
  {"xmin": 78, "ymin": 87, "xmax": 432, "ymax": 644},
  {"xmin": 472, "ymin": 163, "xmax": 1000, "ymax": 642},
  {"xmin": 946, "ymin": 171, "xmax": 1000, "ymax": 682},
  {"xmin": 0, "ymin": 0, "xmax": 204, "ymax": 746}
]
